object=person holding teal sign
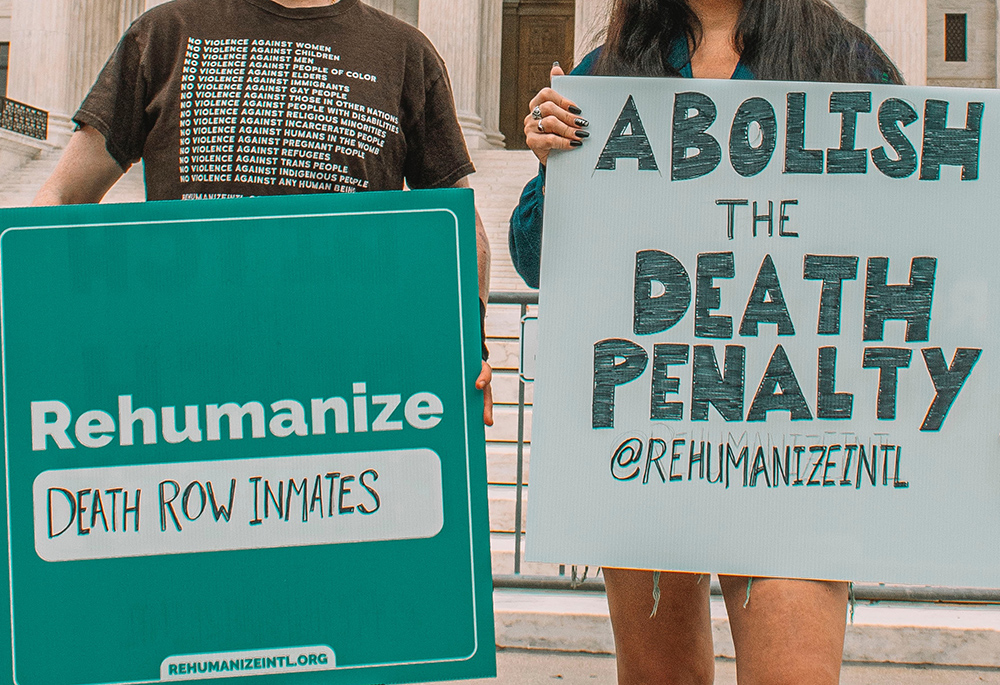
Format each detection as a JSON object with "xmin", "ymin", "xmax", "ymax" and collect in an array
[
  {"xmin": 510, "ymin": 1, "xmax": 902, "ymax": 683},
  {"xmin": 33, "ymin": 0, "xmax": 495, "ymax": 424}
]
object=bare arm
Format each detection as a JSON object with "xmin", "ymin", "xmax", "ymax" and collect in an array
[
  {"xmin": 33, "ymin": 124, "xmax": 126, "ymax": 206},
  {"xmin": 451, "ymin": 175, "xmax": 490, "ymax": 303},
  {"xmin": 451, "ymin": 176, "xmax": 493, "ymax": 426}
]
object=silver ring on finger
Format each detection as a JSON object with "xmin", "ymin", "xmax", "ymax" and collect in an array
[
  {"xmin": 531, "ymin": 106, "xmax": 542, "ymax": 120},
  {"xmin": 537, "ymin": 120, "xmax": 544, "ymax": 133}
]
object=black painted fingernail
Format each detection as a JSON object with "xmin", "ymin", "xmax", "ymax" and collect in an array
[
  {"xmin": 575, "ymin": 117, "xmax": 589, "ymax": 127},
  {"xmin": 568, "ymin": 105, "xmax": 582, "ymax": 115},
  {"xmin": 570, "ymin": 140, "xmax": 583, "ymax": 147},
  {"xmin": 553, "ymin": 61, "xmax": 560, "ymax": 67},
  {"xmin": 575, "ymin": 130, "xmax": 590, "ymax": 138}
]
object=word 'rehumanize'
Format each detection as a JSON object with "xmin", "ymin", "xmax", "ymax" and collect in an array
[{"xmin": 31, "ymin": 384, "xmax": 444, "ymax": 451}]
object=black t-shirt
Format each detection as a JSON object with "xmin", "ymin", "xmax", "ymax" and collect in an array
[{"xmin": 75, "ymin": 0, "xmax": 475, "ymax": 200}]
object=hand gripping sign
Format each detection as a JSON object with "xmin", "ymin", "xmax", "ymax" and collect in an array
[
  {"xmin": 0, "ymin": 189, "xmax": 494, "ymax": 685},
  {"xmin": 527, "ymin": 76, "xmax": 1000, "ymax": 587}
]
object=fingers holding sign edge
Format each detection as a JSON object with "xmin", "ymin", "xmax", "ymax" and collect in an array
[
  {"xmin": 476, "ymin": 361, "xmax": 494, "ymax": 426},
  {"xmin": 523, "ymin": 64, "xmax": 589, "ymax": 164}
]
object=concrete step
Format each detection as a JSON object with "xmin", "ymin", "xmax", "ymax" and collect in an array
[
  {"xmin": 488, "ymin": 484, "xmax": 527, "ymax": 533},
  {"xmin": 484, "ymin": 338, "xmax": 522, "ymax": 372},
  {"xmin": 485, "ymin": 301, "xmax": 537, "ymax": 337},
  {"xmin": 485, "ymin": 404, "xmax": 533, "ymax": 445},
  {"xmin": 490, "ymin": 533, "xmax": 562, "ymax": 576},
  {"xmin": 489, "ymin": 371, "xmax": 534, "ymax": 406},
  {"xmin": 422, "ymin": 648, "xmax": 1000, "ymax": 685},
  {"xmin": 0, "ymin": 152, "xmax": 146, "ymax": 207},
  {"xmin": 103, "ymin": 162, "xmax": 147, "ymax": 203},
  {"xmin": 486, "ymin": 442, "xmax": 531, "ymax": 485},
  {"xmin": 492, "ymin": 588, "xmax": 1000, "ymax": 668},
  {"xmin": 0, "ymin": 148, "xmax": 63, "ymax": 207}
]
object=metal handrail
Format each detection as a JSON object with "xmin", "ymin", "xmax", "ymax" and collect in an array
[
  {"xmin": 485, "ymin": 291, "xmax": 1000, "ymax": 605},
  {"xmin": 488, "ymin": 291, "xmax": 538, "ymax": 306},
  {"xmin": 489, "ymin": 291, "xmax": 536, "ymax": 573},
  {"xmin": 493, "ymin": 575, "xmax": 1000, "ymax": 604},
  {"xmin": 0, "ymin": 97, "xmax": 48, "ymax": 140}
]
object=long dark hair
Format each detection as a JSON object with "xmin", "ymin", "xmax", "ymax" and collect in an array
[{"xmin": 593, "ymin": 0, "xmax": 904, "ymax": 84}]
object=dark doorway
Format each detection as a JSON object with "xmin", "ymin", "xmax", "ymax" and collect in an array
[{"xmin": 500, "ymin": 0, "xmax": 575, "ymax": 150}]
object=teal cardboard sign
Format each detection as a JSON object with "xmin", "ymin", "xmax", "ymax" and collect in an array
[{"xmin": 0, "ymin": 189, "xmax": 494, "ymax": 685}]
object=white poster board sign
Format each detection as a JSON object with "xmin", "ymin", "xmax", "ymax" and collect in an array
[{"xmin": 526, "ymin": 76, "xmax": 1000, "ymax": 586}]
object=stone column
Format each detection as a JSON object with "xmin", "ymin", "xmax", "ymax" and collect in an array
[
  {"xmin": 419, "ymin": 0, "xmax": 490, "ymax": 149},
  {"xmin": 828, "ymin": 0, "xmax": 866, "ymax": 28},
  {"xmin": 68, "ymin": 0, "xmax": 139, "ymax": 119},
  {"xmin": 0, "ymin": 0, "xmax": 12, "ymax": 44},
  {"xmin": 121, "ymin": 0, "xmax": 145, "ymax": 32},
  {"xmin": 363, "ymin": 0, "xmax": 396, "ymax": 13},
  {"xmin": 7, "ymin": 0, "xmax": 73, "ymax": 142},
  {"xmin": 575, "ymin": 0, "xmax": 608, "ymax": 64},
  {"xmin": 477, "ymin": 0, "xmax": 503, "ymax": 146},
  {"xmin": 9, "ymin": 0, "xmax": 128, "ymax": 144},
  {"xmin": 865, "ymin": 0, "xmax": 927, "ymax": 85},
  {"xmin": 394, "ymin": 0, "xmax": 419, "ymax": 26}
]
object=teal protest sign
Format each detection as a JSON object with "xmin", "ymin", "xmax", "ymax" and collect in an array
[
  {"xmin": 528, "ymin": 76, "xmax": 1000, "ymax": 586},
  {"xmin": 0, "ymin": 188, "xmax": 494, "ymax": 685}
]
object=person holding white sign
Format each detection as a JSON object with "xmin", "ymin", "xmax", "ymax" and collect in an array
[{"xmin": 509, "ymin": 1, "xmax": 902, "ymax": 683}]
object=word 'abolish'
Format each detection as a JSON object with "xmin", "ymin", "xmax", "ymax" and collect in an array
[{"xmin": 596, "ymin": 92, "xmax": 982, "ymax": 181}]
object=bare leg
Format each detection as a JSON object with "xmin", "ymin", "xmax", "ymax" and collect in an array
[
  {"xmin": 718, "ymin": 575, "xmax": 848, "ymax": 685},
  {"xmin": 603, "ymin": 568, "xmax": 715, "ymax": 685}
]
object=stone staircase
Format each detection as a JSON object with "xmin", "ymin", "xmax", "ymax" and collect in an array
[
  {"xmin": 7, "ymin": 147, "xmax": 1000, "ymax": 669},
  {"xmin": 0, "ymin": 147, "xmax": 147, "ymax": 207},
  {"xmin": 0, "ymin": 147, "xmax": 64, "ymax": 206}
]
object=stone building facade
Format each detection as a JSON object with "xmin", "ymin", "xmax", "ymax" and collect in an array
[{"xmin": 0, "ymin": 0, "xmax": 994, "ymax": 152}]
